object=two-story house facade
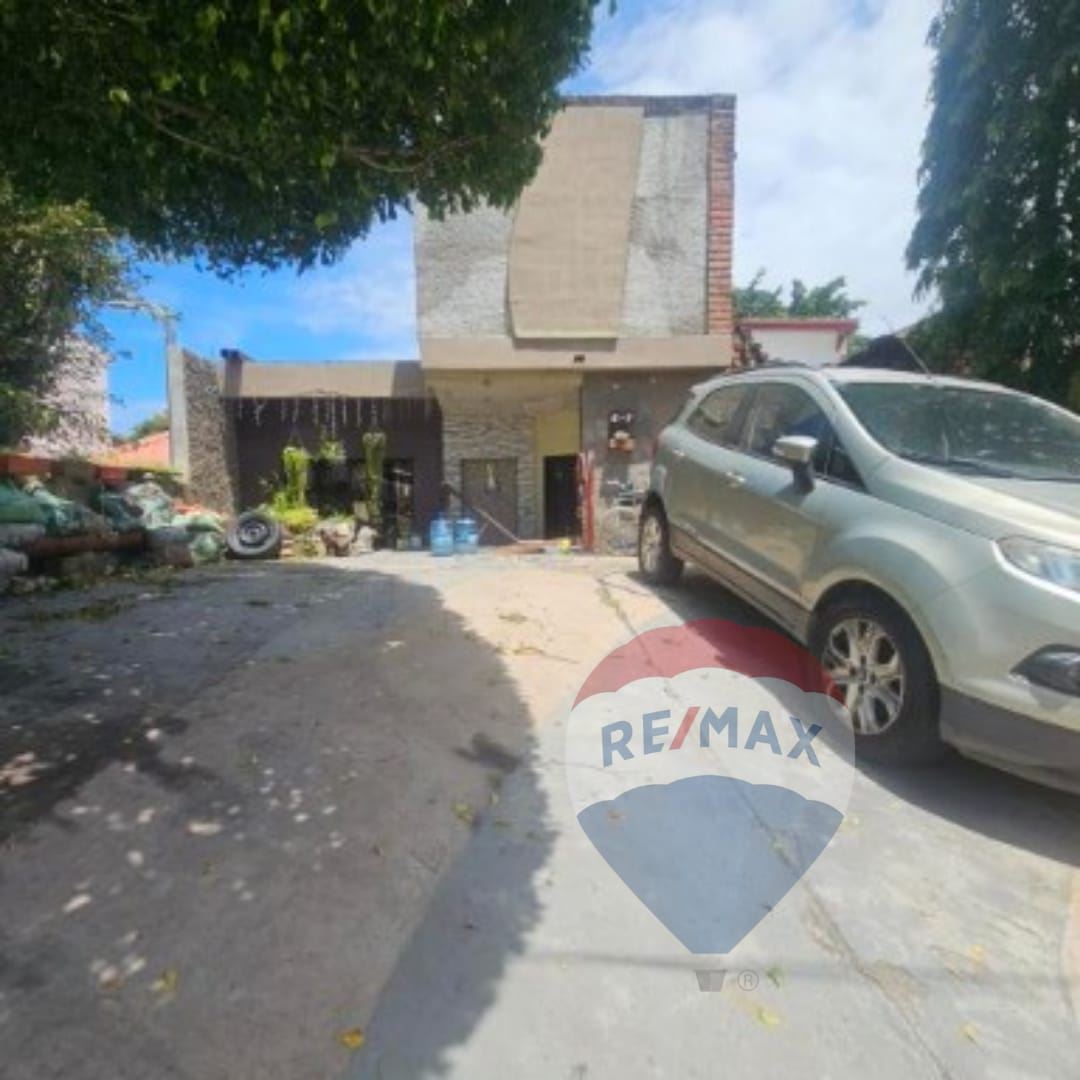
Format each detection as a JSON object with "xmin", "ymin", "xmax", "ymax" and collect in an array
[{"xmin": 416, "ymin": 93, "xmax": 736, "ymax": 550}]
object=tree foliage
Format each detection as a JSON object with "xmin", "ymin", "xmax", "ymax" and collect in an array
[
  {"xmin": 907, "ymin": 0, "xmax": 1080, "ymax": 405},
  {"xmin": 734, "ymin": 270, "xmax": 865, "ymax": 319},
  {"xmin": 0, "ymin": 182, "xmax": 135, "ymax": 446},
  {"xmin": 129, "ymin": 410, "xmax": 169, "ymax": 441},
  {"xmin": 0, "ymin": 0, "xmax": 600, "ymax": 272}
]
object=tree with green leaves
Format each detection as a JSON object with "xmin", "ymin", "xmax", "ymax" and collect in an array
[
  {"xmin": 129, "ymin": 410, "xmax": 170, "ymax": 441},
  {"xmin": 907, "ymin": 0, "xmax": 1080, "ymax": 406},
  {"xmin": 734, "ymin": 270, "xmax": 865, "ymax": 319},
  {"xmin": 0, "ymin": 0, "xmax": 600, "ymax": 272},
  {"xmin": 0, "ymin": 182, "xmax": 136, "ymax": 447}
]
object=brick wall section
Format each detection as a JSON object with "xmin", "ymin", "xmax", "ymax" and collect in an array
[
  {"xmin": 706, "ymin": 97, "xmax": 736, "ymax": 339},
  {"xmin": 441, "ymin": 406, "xmax": 537, "ymax": 540},
  {"xmin": 183, "ymin": 351, "xmax": 239, "ymax": 514}
]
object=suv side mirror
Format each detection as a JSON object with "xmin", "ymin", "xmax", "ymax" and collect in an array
[{"xmin": 773, "ymin": 435, "xmax": 818, "ymax": 491}]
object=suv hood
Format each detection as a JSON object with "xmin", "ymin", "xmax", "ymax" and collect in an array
[
  {"xmin": 871, "ymin": 461, "xmax": 1080, "ymax": 547},
  {"xmin": 970, "ymin": 477, "xmax": 1080, "ymax": 519}
]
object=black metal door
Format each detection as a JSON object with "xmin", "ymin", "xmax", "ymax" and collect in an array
[{"xmin": 544, "ymin": 455, "xmax": 578, "ymax": 538}]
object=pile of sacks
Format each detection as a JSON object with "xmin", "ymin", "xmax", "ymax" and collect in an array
[
  {"xmin": 102, "ymin": 478, "xmax": 228, "ymax": 569},
  {"xmin": 0, "ymin": 475, "xmax": 228, "ymax": 592}
]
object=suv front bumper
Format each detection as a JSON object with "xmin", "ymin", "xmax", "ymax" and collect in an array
[{"xmin": 940, "ymin": 687, "xmax": 1080, "ymax": 794}]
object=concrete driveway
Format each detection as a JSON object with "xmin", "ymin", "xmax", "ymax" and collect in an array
[{"xmin": 0, "ymin": 554, "xmax": 1077, "ymax": 1079}]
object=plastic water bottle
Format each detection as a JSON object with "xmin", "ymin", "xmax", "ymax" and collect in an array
[
  {"xmin": 453, "ymin": 515, "xmax": 479, "ymax": 554},
  {"xmin": 429, "ymin": 516, "xmax": 454, "ymax": 557}
]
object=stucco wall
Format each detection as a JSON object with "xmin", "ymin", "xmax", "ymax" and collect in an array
[
  {"xmin": 416, "ymin": 112, "xmax": 709, "ymax": 342},
  {"xmin": 182, "ymin": 352, "xmax": 238, "ymax": 514},
  {"xmin": 750, "ymin": 327, "xmax": 848, "ymax": 368},
  {"xmin": 583, "ymin": 369, "xmax": 710, "ymax": 553}
]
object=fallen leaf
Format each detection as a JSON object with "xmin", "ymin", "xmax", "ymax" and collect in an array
[
  {"xmin": 960, "ymin": 1023, "xmax": 979, "ymax": 1043},
  {"xmin": 755, "ymin": 1007, "xmax": 782, "ymax": 1029},
  {"xmin": 187, "ymin": 821, "xmax": 223, "ymax": 837},
  {"xmin": 338, "ymin": 1028, "xmax": 365, "ymax": 1050},
  {"xmin": 152, "ymin": 968, "xmax": 179, "ymax": 995},
  {"xmin": 452, "ymin": 802, "xmax": 475, "ymax": 826}
]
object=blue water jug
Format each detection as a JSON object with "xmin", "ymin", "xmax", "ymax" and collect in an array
[
  {"xmin": 429, "ymin": 516, "xmax": 454, "ymax": 557},
  {"xmin": 453, "ymin": 515, "xmax": 479, "ymax": 554}
]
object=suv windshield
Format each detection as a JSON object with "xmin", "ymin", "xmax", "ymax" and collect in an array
[{"xmin": 837, "ymin": 381, "xmax": 1080, "ymax": 481}]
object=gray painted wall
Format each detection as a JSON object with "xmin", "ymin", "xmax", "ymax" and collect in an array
[{"xmin": 415, "ymin": 112, "xmax": 708, "ymax": 341}]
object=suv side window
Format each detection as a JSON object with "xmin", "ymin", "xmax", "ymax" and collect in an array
[
  {"xmin": 744, "ymin": 382, "xmax": 862, "ymax": 486},
  {"xmin": 686, "ymin": 385, "xmax": 750, "ymax": 447}
]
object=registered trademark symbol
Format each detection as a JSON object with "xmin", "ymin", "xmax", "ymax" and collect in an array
[{"xmin": 737, "ymin": 970, "xmax": 759, "ymax": 991}]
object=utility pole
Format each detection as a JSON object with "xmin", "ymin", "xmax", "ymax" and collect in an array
[{"xmin": 107, "ymin": 300, "xmax": 188, "ymax": 480}]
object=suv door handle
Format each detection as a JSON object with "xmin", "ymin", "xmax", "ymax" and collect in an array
[{"xmin": 720, "ymin": 470, "xmax": 746, "ymax": 488}]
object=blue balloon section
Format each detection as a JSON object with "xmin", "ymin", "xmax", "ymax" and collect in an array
[{"xmin": 577, "ymin": 774, "xmax": 842, "ymax": 954}]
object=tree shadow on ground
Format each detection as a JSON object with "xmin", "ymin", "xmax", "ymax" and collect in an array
[
  {"xmin": 637, "ymin": 567, "xmax": 1080, "ymax": 869},
  {"xmin": 0, "ymin": 562, "xmax": 553, "ymax": 1080}
]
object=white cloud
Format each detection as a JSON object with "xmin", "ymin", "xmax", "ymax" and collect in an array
[
  {"xmin": 591, "ymin": 0, "xmax": 939, "ymax": 331},
  {"xmin": 292, "ymin": 218, "xmax": 418, "ymax": 357}
]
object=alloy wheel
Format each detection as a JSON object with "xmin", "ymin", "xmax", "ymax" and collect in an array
[
  {"xmin": 640, "ymin": 515, "xmax": 663, "ymax": 575},
  {"xmin": 822, "ymin": 618, "xmax": 906, "ymax": 736}
]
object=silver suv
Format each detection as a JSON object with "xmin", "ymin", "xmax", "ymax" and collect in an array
[{"xmin": 639, "ymin": 366, "xmax": 1080, "ymax": 790}]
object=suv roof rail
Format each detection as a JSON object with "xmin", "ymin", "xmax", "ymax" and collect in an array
[{"xmin": 722, "ymin": 359, "xmax": 811, "ymax": 375}]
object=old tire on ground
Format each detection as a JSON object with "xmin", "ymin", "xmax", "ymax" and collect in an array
[
  {"xmin": 637, "ymin": 501, "xmax": 683, "ymax": 586},
  {"xmin": 227, "ymin": 510, "xmax": 282, "ymax": 560},
  {"xmin": 810, "ymin": 592, "xmax": 945, "ymax": 766}
]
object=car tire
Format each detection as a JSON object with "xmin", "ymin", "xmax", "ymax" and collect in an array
[
  {"xmin": 638, "ymin": 502, "xmax": 684, "ymax": 586},
  {"xmin": 226, "ymin": 510, "xmax": 283, "ymax": 561},
  {"xmin": 810, "ymin": 593, "xmax": 945, "ymax": 766}
]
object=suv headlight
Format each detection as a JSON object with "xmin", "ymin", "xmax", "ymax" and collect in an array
[{"xmin": 998, "ymin": 537, "xmax": 1080, "ymax": 593}]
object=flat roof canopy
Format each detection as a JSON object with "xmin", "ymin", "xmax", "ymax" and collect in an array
[{"xmin": 216, "ymin": 357, "xmax": 428, "ymax": 399}]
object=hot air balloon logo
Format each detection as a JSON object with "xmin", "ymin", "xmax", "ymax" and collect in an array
[{"xmin": 564, "ymin": 619, "xmax": 855, "ymax": 956}]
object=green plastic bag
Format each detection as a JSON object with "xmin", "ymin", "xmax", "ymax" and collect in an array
[
  {"xmin": 123, "ymin": 479, "xmax": 175, "ymax": 528},
  {"xmin": 189, "ymin": 531, "xmax": 225, "ymax": 563},
  {"xmin": 23, "ymin": 479, "xmax": 104, "ymax": 536}
]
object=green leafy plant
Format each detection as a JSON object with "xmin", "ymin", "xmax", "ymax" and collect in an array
[
  {"xmin": 361, "ymin": 431, "xmax": 386, "ymax": 534},
  {"xmin": 908, "ymin": 0, "xmax": 1080, "ymax": 404},
  {"xmin": 265, "ymin": 444, "xmax": 316, "ymax": 534},
  {"xmin": 0, "ymin": 2, "xmax": 601, "ymax": 272},
  {"xmin": 314, "ymin": 434, "xmax": 345, "ymax": 465},
  {"xmin": 281, "ymin": 444, "xmax": 310, "ymax": 507},
  {"xmin": 0, "ymin": 180, "xmax": 137, "ymax": 446}
]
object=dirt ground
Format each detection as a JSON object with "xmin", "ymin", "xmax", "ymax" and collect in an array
[{"xmin": 1, "ymin": 553, "xmax": 1077, "ymax": 1079}]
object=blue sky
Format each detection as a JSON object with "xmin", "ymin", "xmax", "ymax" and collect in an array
[{"xmin": 105, "ymin": 0, "xmax": 937, "ymax": 434}]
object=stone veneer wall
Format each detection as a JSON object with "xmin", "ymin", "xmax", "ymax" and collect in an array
[
  {"xmin": 441, "ymin": 404, "xmax": 538, "ymax": 540},
  {"xmin": 182, "ymin": 351, "xmax": 238, "ymax": 514}
]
